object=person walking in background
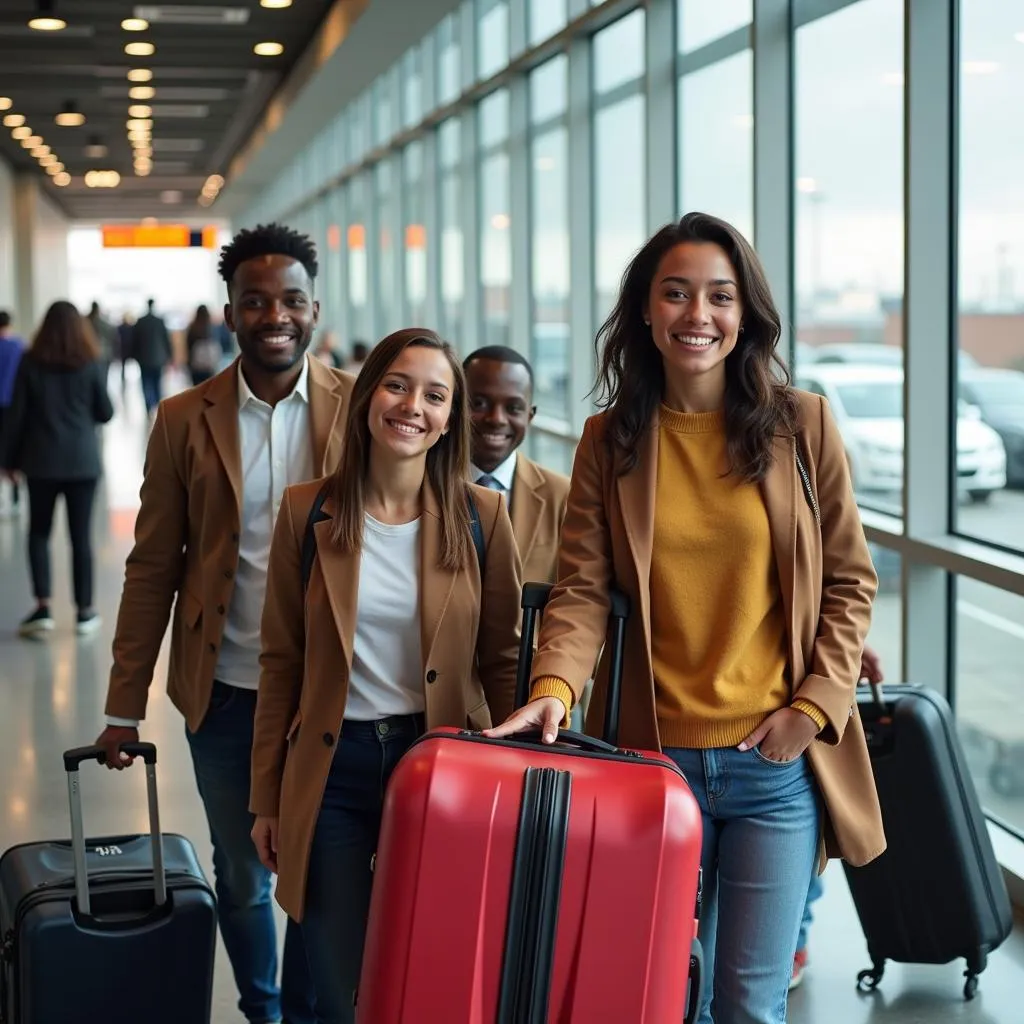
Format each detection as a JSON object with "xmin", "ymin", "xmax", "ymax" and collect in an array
[
  {"xmin": 0, "ymin": 301, "xmax": 113, "ymax": 637},
  {"xmin": 186, "ymin": 304, "xmax": 223, "ymax": 386},
  {"xmin": 0, "ymin": 310, "xmax": 26, "ymax": 519},
  {"xmin": 116, "ymin": 313, "xmax": 135, "ymax": 391},
  {"xmin": 132, "ymin": 298, "xmax": 172, "ymax": 414},
  {"xmin": 344, "ymin": 339, "xmax": 369, "ymax": 376},
  {"xmin": 86, "ymin": 301, "xmax": 118, "ymax": 381}
]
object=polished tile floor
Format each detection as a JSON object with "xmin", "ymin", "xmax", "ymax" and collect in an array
[{"xmin": 0, "ymin": 369, "xmax": 1021, "ymax": 1023}]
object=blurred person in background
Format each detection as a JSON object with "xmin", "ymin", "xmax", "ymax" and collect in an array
[
  {"xmin": 312, "ymin": 329, "xmax": 343, "ymax": 369},
  {"xmin": 0, "ymin": 311, "xmax": 26, "ymax": 518},
  {"xmin": 86, "ymin": 300, "xmax": 118, "ymax": 381},
  {"xmin": 186, "ymin": 304, "xmax": 223, "ymax": 386},
  {"xmin": 0, "ymin": 301, "xmax": 113, "ymax": 637},
  {"xmin": 116, "ymin": 313, "xmax": 135, "ymax": 391},
  {"xmin": 344, "ymin": 340, "xmax": 370, "ymax": 376},
  {"xmin": 132, "ymin": 298, "xmax": 173, "ymax": 414}
]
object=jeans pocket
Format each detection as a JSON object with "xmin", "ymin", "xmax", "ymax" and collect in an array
[
  {"xmin": 207, "ymin": 682, "xmax": 237, "ymax": 714},
  {"xmin": 751, "ymin": 744, "xmax": 799, "ymax": 768}
]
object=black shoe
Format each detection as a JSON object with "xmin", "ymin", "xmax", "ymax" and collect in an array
[
  {"xmin": 19, "ymin": 607, "xmax": 55, "ymax": 637},
  {"xmin": 76, "ymin": 610, "xmax": 102, "ymax": 636}
]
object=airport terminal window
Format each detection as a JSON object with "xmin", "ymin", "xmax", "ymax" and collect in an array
[
  {"xmin": 794, "ymin": 0, "xmax": 905, "ymax": 517},
  {"xmin": 374, "ymin": 159, "xmax": 399, "ymax": 335},
  {"xmin": 530, "ymin": 57, "xmax": 570, "ymax": 420},
  {"xmin": 677, "ymin": 0, "xmax": 751, "ymax": 54},
  {"xmin": 479, "ymin": 90, "xmax": 511, "ymax": 348},
  {"xmin": 438, "ymin": 118, "xmax": 465, "ymax": 347},
  {"xmin": 346, "ymin": 176, "xmax": 370, "ymax": 343},
  {"xmin": 374, "ymin": 72, "xmax": 395, "ymax": 146},
  {"xmin": 593, "ymin": 9, "xmax": 645, "ymax": 96},
  {"xmin": 402, "ymin": 47, "xmax": 423, "ymax": 129},
  {"xmin": 864, "ymin": 546, "xmax": 901, "ymax": 709},
  {"xmin": 677, "ymin": 50, "xmax": 753, "ymax": 243},
  {"xmin": 437, "ymin": 14, "xmax": 462, "ymax": 105},
  {"xmin": 403, "ymin": 142, "xmax": 427, "ymax": 326},
  {"xmin": 955, "ymin": 579, "xmax": 1024, "ymax": 838},
  {"xmin": 478, "ymin": 0, "xmax": 509, "ymax": 80},
  {"xmin": 529, "ymin": 0, "xmax": 566, "ymax": 47},
  {"xmin": 531, "ymin": 432, "xmax": 576, "ymax": 478},
  {"xmin": 955, "ymin": 0, "xmax": 1024, "ymax": 553}
]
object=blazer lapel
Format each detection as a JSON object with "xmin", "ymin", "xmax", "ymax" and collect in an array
[
  {"xmin": 313, "ymin": 496, "xmax": 360, "ymax": 671},
  {"xmin": 511, "ymin": 457, "xmax": 545, "ymax": 570},
  {"xmin": 308, "ymin": 357, "xmax": 347, "ymax": 475},
  {"xmin": 202, "ymin": 364, "xmax": 243, "ymax": 515},
  {"xmin": 616, "ymin": 420, "xmax": 658, "ymax": 643},
  {"xmin": 760, "ymin": 435, "xmax": 798, "ymax": 684},
  {"xmin": 419, "ymin": 484, "xmax": 457, "ymax": 670}
]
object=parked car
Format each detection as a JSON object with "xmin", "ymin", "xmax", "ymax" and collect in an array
[
  {"xmin": 958, "ymin": 368, "xmax": 1024, "ymax": 488},
  {"xmin": 795, "ymin": 364, "xmax": 1006, "ymax": 503},
  {"xmin": 810, "ymin": 342, "xmax": 978, "ymax": 370}
]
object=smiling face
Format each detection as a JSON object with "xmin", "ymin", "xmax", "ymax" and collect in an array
[
  {"xmin": 464, "ymin": 357, "xmax": 535, "ymax": 473},
  {"xmin": 645, "ymin": 241, "xmax": 743, "ymax": 402},
  {"xmin": 225, "ymin": 254, "xmax": 318, "ymax": 373},
  {"xmin": 367, "ymin": 344, "xmax": 456, "ymax": 462}
]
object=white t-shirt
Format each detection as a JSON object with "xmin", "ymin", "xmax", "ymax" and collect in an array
[{"xmin": 344, "ymin": 513, "xmax": 425, "ymax": 720}]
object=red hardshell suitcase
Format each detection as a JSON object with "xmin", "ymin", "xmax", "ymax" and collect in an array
[{"xmin": 359, "ymin": 583, "xmax": 704, "ymax": 1023}]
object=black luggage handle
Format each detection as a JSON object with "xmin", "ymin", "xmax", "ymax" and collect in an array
[
  {"xmin": 63, "ymin": 742, "xmax": 166, "ymax": 917},
  {"xmin": 508, "ymin": 729, "xmax": 621, "ymax": 756},
  {"xmin": 514, "ymin": 582, "xmax": 631, "ymax": 748}
]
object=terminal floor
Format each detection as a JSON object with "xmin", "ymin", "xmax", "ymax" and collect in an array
[{"xmin": 0, "ymin": 371, "xmax": 1021, "ymax": 1023}]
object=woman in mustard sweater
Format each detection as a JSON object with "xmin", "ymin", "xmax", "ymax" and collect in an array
[{"xmin": 487, "ymin": 212, "xmax": 885, "ymax": 1024}]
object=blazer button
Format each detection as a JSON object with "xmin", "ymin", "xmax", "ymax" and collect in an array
[
  {"xmin": 223, "ymin": 569, "xmax": 233, "ymax": 579},
  {"xmin": 217, "ymin": 605, "xmax": 226, "ymax": 615},
  {"xmin": 232, "ymin": 532, "xmax": 240, "ymax": 543},
  {"xmin": 322, "ymin": 732, "xmax": 335, "ymax": 747},
  {"xmin": 426, "ymin": 670, "xmax": 437, "ymax": 684},
  {"xmin": 208, "ymin": 642, "xmax": 216, "ymax": 653}
]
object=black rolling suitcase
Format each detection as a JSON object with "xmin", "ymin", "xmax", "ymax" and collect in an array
[
  {"xmin": 843, "ymin": 683, "xmax": 1013, "ymax": 1000},
  {"xmin": 0, "ymin": 743, "xmax": 217, "ymax": 1023}
]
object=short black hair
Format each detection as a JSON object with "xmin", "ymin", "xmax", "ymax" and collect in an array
[
  {"xmin": 463, "ymin": 345, "xmax": 534, "ymax": 388},
  {"xmin": 218, "ymin": 223, "xmax": 318, "ymax": 289},
  {"xmin": 0, "ymin": 311, "xmax": 10, "ymax": 330}
]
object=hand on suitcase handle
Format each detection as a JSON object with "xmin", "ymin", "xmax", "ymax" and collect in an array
[
  {"xmin": 88, "ymin": 728, "xmax": 148, "ymax": 771},
  {"xmin": 483, "ymin": 696, "xmax": 567, "ymax": 744},
  {"xmin": 67, "ymin": 739, "xmax": 156, "ymax": 772}
]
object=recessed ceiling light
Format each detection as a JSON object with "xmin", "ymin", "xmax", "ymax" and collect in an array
[
  {"xmin": 45, "ymin": 163, "xmax": 61, "ymax": 176},
  {"xmin": 125, "ymin": 42, "xmax": 155, "ymax": 56},
  {"xmin": 3, "ymin": 114, "xmax": 25, "ymax": 128},
  {"xmin": 127, "ymin": 68, "xmax": 153, "ymax": 83},
  {"xmin": 129, "ymin": 86, "xmax": 155, "ymax": 100},
  {"xmin": 134, "ymin": 147, "xmax": 153, "ymax": 158},
  {"xmin": 128, "ymin": 104, "xmax": 152, "ymax": 118},
  {"xmin": 31, "ymin": 145, "xmax": 50, "ymax": 157},
  {"xmin": 53, "ymin": 172, "xmax": 71, "ymax": 187},
  {"xmin": 85, "ymin": 170, "xmax": 120, "ymax": 188},
  {"xmin": 40, "ymin": 155, "xmax": 57, "ymax": 167},
  {"xmin": 126, "ymin": 119, "xmax": 153, "ymax": 131},
  {"xmin": 28, "ymin": 17, "xmax": 66, "ymax": 31},
  {"xmin": 21, "ymin": 136, "xmax": 43, "ymax": 149},
  {"xmin": 55, "ymin": 102, "xmax": 86, "ymax": 127},
  {"xmin": 0, "ymin": 98, "xmax": 11, "ymax": 111},
  {"xmin": 11, "ymin": 126, "xmax": 32, "ymax": 140},
  {"xmin": 254, "ymin": 41, "xmax": 284, "ymax": 56},
  {"xmin": 84, "ymin": 136, "xmax": 107, "ymax": 158},
  {"xmin": 121, "ymin": 18, "xmax": 149, "ymax": 31},
  {"xmin": 261, "ymin": 0, "xmax": 293, "ymax": 7}
]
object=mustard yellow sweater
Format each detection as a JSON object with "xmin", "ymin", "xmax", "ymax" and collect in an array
[{"xmin": 533, "ymin": 407, "xmax": 825, "ymax": 745}]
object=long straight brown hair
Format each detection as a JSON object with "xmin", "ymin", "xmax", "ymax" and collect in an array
[
  {"xmin": 30, "ymin": 301, "xmax": 100, "ymax": 370},
  {"xmin": 327, "ymin": 328, "xmax": 473, "ymax": 571},
  {"xmin": 594, "ymin": 212, "xmax": 798, "ymax": 481}
]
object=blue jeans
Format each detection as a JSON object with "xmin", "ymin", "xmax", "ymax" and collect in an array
[
  {"xmin": 665, "ymin": 746, "xmax": 820, "ymax": 1024},
  {"xmin": 798, "ymin": 869, "xmax": 824, "ymax": 953},
  {"xmin": 139, "ymin": 366, "xmax": 162, "ymax": 413},
  {"xmin": 186, "ymin": 682, "xmax": 317, "ymax": 1024},
  {"xmin": 301, "ymin": 714, "xmax": 423, "ymax": 1024}
]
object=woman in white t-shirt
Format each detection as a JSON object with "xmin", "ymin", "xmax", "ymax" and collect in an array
[{"xmin": 250, "ymin": 327, "xmax": 522, "ymax": 1024}]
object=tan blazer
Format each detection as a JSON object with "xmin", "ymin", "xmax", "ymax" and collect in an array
[
  {"xmin": 104, "ymin": 356, "xmax": 354, "ymax": 731},
  {"xmin": 250, "ymin": 479, "xmax": 523, "ymax": 920},
  {"xmin": 532, "ymin": 390, "xmax": 886, "ymax": 869},
  {"xmin": 510, "ymin": 454, "xmax": 570, "ymax": 585}
]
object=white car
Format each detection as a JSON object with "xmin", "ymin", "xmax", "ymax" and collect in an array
[{"xmin": 795, "ymin": 365, "xmax": 1006, "ymax": 503}]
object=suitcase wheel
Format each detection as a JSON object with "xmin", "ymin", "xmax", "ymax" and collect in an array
[
  {"xmin": 855, "ymin": 961, "xmax": 885, "ymax": 993},
  {"xmin": 964, "ymin": 973, "xmax": 979, "ymax": 1001}
]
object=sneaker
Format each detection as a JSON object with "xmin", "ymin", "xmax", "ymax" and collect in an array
[
  {"xmin": 76, "ymin": 611, "xmax": 102, "ymax": 636},
  {"xmin": 789, "ymin": 948, "xmax": 809, "ymax": 990},
  {"xmin": 18, "ymin": 607, "xmax": 55, "ymax": 638}
]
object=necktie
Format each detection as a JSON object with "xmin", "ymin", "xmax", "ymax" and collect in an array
[{"xmin": 478, "ymin": 474, "xmax": 503, "ymax": 492}]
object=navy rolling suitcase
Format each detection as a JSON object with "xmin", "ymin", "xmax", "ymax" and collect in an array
[
  {"xmin": 843, "ymin": 683, "xmax": 1014, "ymax": 1000},
  {"xmin": 0, "ymin": 743, "xmax": 217, "ymax": 1023}
]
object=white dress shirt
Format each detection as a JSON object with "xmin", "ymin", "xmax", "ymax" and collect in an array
[
  {"xmin": 344, "ymin": 513, "xmax": 425, "ymax": 720},
  {"xmin": 105, "ymin": 357, "xmax": 313, "ymax": 728},
  {"xmin": 470, "ymin": 450, "xmax": 517, "ymax": 506}
]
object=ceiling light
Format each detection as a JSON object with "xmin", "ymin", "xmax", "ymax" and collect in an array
[
  {"xmin": 3, "ymin": 114, "xmax": 25, "ymax": 128},
  {"xmin": 126, "ymin": 119, "xmax": 153, "ymax": 131},
  {"xmin": 31, "ymin": 145, "xmax": 50, "ymax": 157},
  {"xmin": 0, "ymin": 98, "xmax": 11, "ymax": 111},
  {"xmin": 135, "ymin": 163, "xmax": 152, "ymax": 177},
  {"xmin": 128, "ymin": 104, "xmax": 152, "ymax": 118},
  {"xmin": 125, "ymin": 42, "xmax": 155, "ymax": 56},
  {"xmin": 134, "ymin": 147, "xmax": 153, "ymax": 158},
  {"xmin": 11, "ymin": 126, "xmax": 32, "ymax": 140},
  {"xmin": 160, "ymin": 190, "xmax": 182, "ymax": 204},
  {"xmin": 53, "ymin": 171, "xmax": 71, "ymax": 187},
  {"xmin": 261, "ymin": 0, "xmax": 293, "ymax": 7},
  {"xmin": 39, "ymin": 152, "xmax": 56, "ymax": 164},
  {"xmin": 55, "ymin": 102, "xmax": 86, "ymax": 127},
  {"xmin": 198, "ymin": 195, "xmax": 213, "ymax": 207},
  {"xmin": 121, "ymin": 18, "xmax": 149, "ymax": 31},
  {"xmin": 127, "ymin": 68, "xmax": 153, "ymax": 83},
  {"xmin": 204, "ymin": 174, "xmax": 225, "ymax": 191},
  {"xmin": 84, "ymin": 137, "xmax": 107, "ymax": 158},
  {"xmin": 253, "ymin": 42, "xmax": 284, "ymax": 56},
  {"xmin": 85, "ymin": 170, "xmax": 120, "ymax": 188},
  {"xmin": 129, "ymin": 86, "xmax": 155, "ymax": 100},
  {"xmin": 45, "ymin": 163, "xmax": 61, "ymax": 176},
  {"xmin": 28, "ymin": 17, "xmax": 66, "ymax": 32},
  {"xmin": 20, "ymin": 136, "xmax": 43, "ymax": 149}
]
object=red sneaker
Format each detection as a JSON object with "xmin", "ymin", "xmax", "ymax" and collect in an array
[{"xmin": 789, "ymin": 948, "xmax": 809, "ymax": 990}]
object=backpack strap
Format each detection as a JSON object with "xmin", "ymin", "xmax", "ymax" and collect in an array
[{"xmin": 300, "ymin": 480, "xmax": 332, "ymax": 593}]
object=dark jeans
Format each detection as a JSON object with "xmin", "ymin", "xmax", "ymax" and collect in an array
[
  {"xmin": 186, "ymin": 682, "xmax": 317, "ymax": 1024},
  {"xmin": 302, "ymin": 714, "xmax": 423, "ymax": 1024},
  {"xmin": 26, "ymin": 478, "xmax": 97, "ymax": 608},
  {"xmin": 139, "ymin": 366, "xmax": 163, "ymax": 412}
]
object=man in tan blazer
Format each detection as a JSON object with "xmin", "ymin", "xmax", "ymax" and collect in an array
[
  {"xmin": 96, "ymin": 224, "xmax": 353, "ymax": 1024},
  {"xmin": 463, "ymin": 346, "xmax": 570, "ymax": 585}
]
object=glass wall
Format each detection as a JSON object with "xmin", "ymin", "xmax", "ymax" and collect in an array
[{"xmin": 234, "ymin": 0, "xmax": 1024, "ymax": 853}]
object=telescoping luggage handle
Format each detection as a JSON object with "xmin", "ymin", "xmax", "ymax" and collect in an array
[
  {"xmin": 61, "ymin": 742, "xmax": 167, "ymax": 917},
  {"xmin": 514, "ymin": 582, "xmax": 631, "ymax": 747}
]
